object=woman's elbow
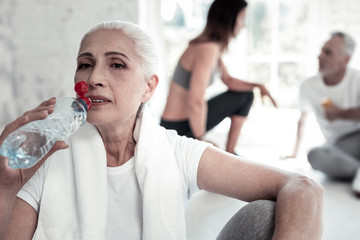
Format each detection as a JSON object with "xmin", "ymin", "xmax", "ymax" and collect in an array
[
  {"xmin": 221, "ymin": 76, "xmax": 234, "ymax": 88},
  {"xmin": 287, "ymin": 175, "xmax": 324, "ymax": 202},
  {"xmin": 187, "ymin": 97, "xmax": 204, "ymax": 113}
]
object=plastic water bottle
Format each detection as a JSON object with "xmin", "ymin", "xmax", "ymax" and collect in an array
[{"xmin": 0, "ymin": 81, "xmax": 92, "ymax": 169}]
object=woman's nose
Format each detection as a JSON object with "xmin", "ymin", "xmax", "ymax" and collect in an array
[{"xmin": 88, "ymin": 67, "xmax": 106, "ymax": 87}]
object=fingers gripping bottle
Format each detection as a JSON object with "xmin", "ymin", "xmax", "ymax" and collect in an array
[{"xmin": 0, "ymin": 81, "xmax": 92, "ymax": 169}]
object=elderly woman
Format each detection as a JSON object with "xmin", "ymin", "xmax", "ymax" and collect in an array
[{"xmin": 0, "ymin": 21, "xmax": 323, "ymax": 239}]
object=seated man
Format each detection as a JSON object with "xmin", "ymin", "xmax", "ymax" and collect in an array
[{"xmin": 286, "ymin": 32, "xmax": 360, "ymax": 196}]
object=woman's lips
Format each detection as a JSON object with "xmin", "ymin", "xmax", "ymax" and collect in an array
[
  {"xmin": 91, "ymin": 99, "xmax": 105, "ymax": 103},
  {"xmin": 88, "ymin": 96, "xmax": 111, "ymax": 105}
]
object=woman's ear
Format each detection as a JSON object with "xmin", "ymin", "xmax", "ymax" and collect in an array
[{"xmin": 141, "ymin": 74, "xmax": 159, "ymax": 103}]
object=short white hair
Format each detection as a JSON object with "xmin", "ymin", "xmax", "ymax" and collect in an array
[
  {"xmin": 331, "ymin": 31, "xmax": 356, "ymax": 57},
  {"xmin": 80, "ymin": 20, "xmax": 159, "ymax": 79}
]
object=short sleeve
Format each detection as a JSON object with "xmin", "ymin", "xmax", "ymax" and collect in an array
[{"xmin": 166, "ymin": 131, "xmax": 210, "ymax": 198}]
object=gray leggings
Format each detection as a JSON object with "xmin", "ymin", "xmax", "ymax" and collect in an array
[
  {"xmin": 308, "ymin": 130, "xmax": 360, "ymax": 179},
  {"xmin": 217, "ymin": 200, "xmax": 276, "ymax": 240}
]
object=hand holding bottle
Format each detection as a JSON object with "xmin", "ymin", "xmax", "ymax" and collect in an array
[
  {"xmin": 0, "ymin": 98, "xmax": 68, "ymax": 194},
  {"xmin": 0, "ymin": 98, "xmax": 70, "ymax": 240},
  {"xmin": 0, "ymin": 81, "xmax": 91, "ymax": 169},
  {"xmin": 0, "ymin": 81, "xmax": 91, "ymax": 192},
  {"xmin": 321, "ymin": 98, "xmax": 341, "ymax": 121}
]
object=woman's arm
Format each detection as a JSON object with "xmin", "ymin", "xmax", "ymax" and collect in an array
[
  {"xmin": 198, "ymin": 146, "xmax": 324, "ymax": 239},
  {"xmin": 187, "ymin": 42, "xmax": 221, "ymax": 139},
  {"xmin": 219, "ymin": 60, "xmax": 278, "ymax": 107},
  {"xmin": 4, "ymin": 198, "xmax": 38, "ymax": 239},
  {"xmin": 0, "ymin": 98, "xmax": 68, "ymax": 239}
]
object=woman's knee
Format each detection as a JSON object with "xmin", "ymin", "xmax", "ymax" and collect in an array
[
  {"xmin": 237, "ymin": 91, "xmax": 254, "ymax": 104},
  {"xmin": 217, "ymin": 200, "xmax": 275, "ymax": 240},
  {"xmin": 247, "ymin": 91, "xmax": 254, "ymax": 103},
  {"xmin": 231, "ymin": 91, "xmax": 254, "ymax": 116},
  {"xmin": 229, "ymin": 91, "xmax": 254, "ymax": 103}
]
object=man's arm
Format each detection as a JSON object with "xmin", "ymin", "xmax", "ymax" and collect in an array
[
  {"xmin": 324, "ymin": 105, "xmax": 360, "ymax": 121},
  {"xmin": 283, "ymin": 111, "xmax": 308, "ymax": 159}
]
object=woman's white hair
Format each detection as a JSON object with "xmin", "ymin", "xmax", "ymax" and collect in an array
[{"xmin": 80, "ymin": 20, "xmax": 159, "ymax": 79}]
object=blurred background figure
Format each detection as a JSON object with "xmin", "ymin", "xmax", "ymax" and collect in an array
[
  {"xmin": 160, "ymin": 0, "xmax": 277, "ymax": 155},
  {"xmin": 284, "ymin": 32, "xmax": 360, "ymax": 195}
]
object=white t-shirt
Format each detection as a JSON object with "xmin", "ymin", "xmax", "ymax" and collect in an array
[
  {"xmin": 17, "ymin": 132, "xmax": 209, "ymax": 239},
  {"xmin": 299, "ymin": 68, "xmax": 360, "ymax": 143},
  {"xmin": 106, "ymin": 157, "xmax": 143, "ymax": 239}
]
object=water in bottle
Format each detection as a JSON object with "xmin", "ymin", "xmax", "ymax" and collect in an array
[{"xmin": 0, "ymin": 81, "xmax": 92, "ymax": 169}]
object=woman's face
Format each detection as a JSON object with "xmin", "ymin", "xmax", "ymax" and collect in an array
[
  {"xmin": 74, "ymin": 29, "xmax": 157, "ymax": 127},
  {"xmin": 233, "ymin": 8, "xmax": 247, "ymax": 37}
]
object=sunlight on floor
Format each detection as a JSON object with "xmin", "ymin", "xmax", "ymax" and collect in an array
[{"xmin": 203, "ymin": 107, "xmax": 323, "ymax": 173}]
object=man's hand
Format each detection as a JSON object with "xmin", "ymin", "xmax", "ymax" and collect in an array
[{"xmin": 323, "ymin": 103, "xmax": 342, "ymax": 121}]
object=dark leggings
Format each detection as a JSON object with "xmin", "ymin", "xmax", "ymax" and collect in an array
[
  {"xmin": 217, "ymin": 200, "xmax": 276, "ymax": 240},
  {"xmin": 160, "ymin": 91, "xmax": 254, "ymax": 138}
]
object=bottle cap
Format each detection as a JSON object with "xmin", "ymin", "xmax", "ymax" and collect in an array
[{"xmin": 74, "ymin": 81, "xmax": 92, "ymax": 110}]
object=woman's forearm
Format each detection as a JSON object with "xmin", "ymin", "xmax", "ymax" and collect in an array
[
  {"xmin": 0, "ymin": 190, "xmax": 17, "ymax": 239},
  {"xmin": 222, "ymin": 76, "xmax": 258, "ymax": 92},
  {"xmin": 187, "ymin": 100, "xmax": 207, "ymax": 139}
]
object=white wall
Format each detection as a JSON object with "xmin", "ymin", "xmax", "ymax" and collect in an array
[{"xmin": 320, "ymin": 0, "xmax": 360, "ymax": 67}]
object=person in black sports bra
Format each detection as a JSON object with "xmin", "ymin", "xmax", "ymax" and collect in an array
[{"xmin": 161, "ymin": 0, "xmax": 277, "ymax": 154}]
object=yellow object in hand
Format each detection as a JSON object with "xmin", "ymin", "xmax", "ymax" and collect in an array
[{"xmin": 321, "ymin": 98, "xmax": 333, "ymax": 107}]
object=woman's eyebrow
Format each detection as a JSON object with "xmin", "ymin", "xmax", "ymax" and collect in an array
[
  {"xmin": 77, "ymin": 52, "xmax": 93, "ymax": 60},
  {"xmin": 77, "ymin": 51, "xmax": 130, "ymax": 61},
  {"xmin": 105, "ymin": 51, "xmax": 130, "ymax": 61}
]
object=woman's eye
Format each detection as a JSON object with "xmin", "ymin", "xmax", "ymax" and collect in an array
[
  {"xmin": 111, "ymin": 63, "xmax": 126, "ymax": 69},
  {"xmin": 77, "ymin": 63, "xmax": 92, "ymax": 70}
]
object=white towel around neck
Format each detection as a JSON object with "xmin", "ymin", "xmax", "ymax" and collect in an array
[{"xmin": 33, "ymin": 106, "xmax": 187, "ymax": 240}]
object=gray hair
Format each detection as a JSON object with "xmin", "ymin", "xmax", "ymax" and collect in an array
[
  {"xmin": 331, "ymin": 31, "xmax": 356, "ymax": 57},
  {"xmin": 80, "ymin": 20, "xmax": 159, "ymax": 79}
]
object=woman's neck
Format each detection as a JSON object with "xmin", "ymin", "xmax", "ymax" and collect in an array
[
  {"xmin": 97, "ymin": 121, "xmax": 136, "ymax": 167},
  {"xmin": 105, "ymin": 137, "xmax": 135, "ymax": 167}
]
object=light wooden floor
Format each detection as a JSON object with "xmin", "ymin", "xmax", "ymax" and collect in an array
[{"xmin": 185, "ymin": 108, "xmax": 360, "ymax": 240}]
